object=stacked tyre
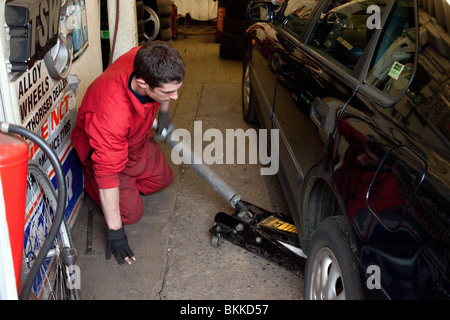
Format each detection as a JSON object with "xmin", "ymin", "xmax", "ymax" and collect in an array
[
  {"xmin": 143, "ymin": 0, "xmax": 173, "ymax": 42},
  {"xmin": 136, "ymin": 1, "xmax": 146, "ymax": 44},
  {"xmin": 137, "ymin": 1, "xmax": 160, "ymax": 44},
  {"xmin": 219, "ymin": 0, "xmax": 253, "ymax": 60}
]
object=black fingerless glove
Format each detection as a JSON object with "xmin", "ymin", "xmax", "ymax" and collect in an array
[{"xmin": 106, "ymin": 227, "xmax": 135, "ymax": 265}]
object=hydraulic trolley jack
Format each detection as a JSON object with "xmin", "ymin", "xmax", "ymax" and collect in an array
[
  {"xmin": 156, "ymin": 123, "xmax": 306, "ymax": 272},
  {"xmin": 211, "ymin": 200, "xmax": 306, "ymax": 271}
]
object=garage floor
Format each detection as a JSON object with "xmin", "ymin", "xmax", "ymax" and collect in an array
[{"xmin": 70, "ymin": 33, "xmax": 304, "ymax": 300}]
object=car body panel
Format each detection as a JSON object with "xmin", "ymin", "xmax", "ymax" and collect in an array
[{"xmin": 244, "ymin": 0, "xmax": 450, "ymax": 299}]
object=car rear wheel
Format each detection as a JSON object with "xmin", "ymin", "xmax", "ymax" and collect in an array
[
  {"xmin": 304, "ymin": 216, "xmax": 362, "ymax": 300},
  {"xmin": 242, "ymin": 53, "xmax": 257, "ymax": 123}
]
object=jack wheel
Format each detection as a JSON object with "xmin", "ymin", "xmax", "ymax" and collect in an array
[{"xmin": 211, "ymin": 235, "xmax": 223, "ymax": 248}]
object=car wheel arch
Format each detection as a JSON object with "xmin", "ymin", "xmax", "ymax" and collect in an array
[{"xmin": 300, "ymin": 175, "xmax": 351, "ymax": 255}]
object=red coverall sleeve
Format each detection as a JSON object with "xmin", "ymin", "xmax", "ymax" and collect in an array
[
  {"xmin": 84, "ymin": 111, "xmax": 129, "ymax": 189},
  {"xmin": 338, "ymin": 119, "xmax": 368, "ymax": 145}
]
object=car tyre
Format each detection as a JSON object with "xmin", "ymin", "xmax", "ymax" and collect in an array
[
  {"xmin": 304, "ymin": 216, "xmax": 362, "ymax": 300},
  {"xmin": 242, "ymin": 52, "xmax": 258, "ymax": 123}
]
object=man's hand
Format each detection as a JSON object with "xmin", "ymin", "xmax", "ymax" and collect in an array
[
  {"xmin": 157, "ymin": 110, "xmax": 173, "ymax": 136},
  {"xmin": 106, "ymin": 227, "xmax": 136, "ymax": 265}
]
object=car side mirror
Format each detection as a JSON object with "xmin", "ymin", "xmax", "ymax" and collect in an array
[
  {"xmin": 248, "ymin": 1, "xmax": 274, "ymax": 22},
  {"xmin": 248, "ymin": 1, "xmax": 286, "ymax": 22}
]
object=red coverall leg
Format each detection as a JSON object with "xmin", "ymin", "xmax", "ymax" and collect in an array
[{"xmin": 84, "ymin": 142, "xmax": 173, "ymax": 225}]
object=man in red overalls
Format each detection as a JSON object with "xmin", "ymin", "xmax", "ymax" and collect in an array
[{"xmin": 70, "ymin": 41, "xmax": 185, "ymax": 265}]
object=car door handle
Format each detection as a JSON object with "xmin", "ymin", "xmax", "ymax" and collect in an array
[{"xmin": 310, "ymin": 97, "xmax": 329, "ymax": 129}]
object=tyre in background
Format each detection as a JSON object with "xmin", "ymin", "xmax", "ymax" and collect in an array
[
  {"xmin": 242, "ymin": 52, "xmax": 258, "ymax": 123},
  {"xmin": 143, "ymin": 0, "xmax": 173, "ymax": 42}
]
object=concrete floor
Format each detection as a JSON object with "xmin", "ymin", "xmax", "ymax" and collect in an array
[{"xmin": 70, "ymin": 33, "xmax": 304, "ymax": 300}]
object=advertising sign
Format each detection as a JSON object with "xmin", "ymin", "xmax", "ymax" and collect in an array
[
  {"xmin": 71, "ymin": 0, "xmax": 89, "ymax": 59},
  {"xmin": 1, "ymin": 0, "xmax": 86, "ymax": 299},
  {"xmin": 15, "ymin": 61, "xmax": 83, "ymax": 226}
]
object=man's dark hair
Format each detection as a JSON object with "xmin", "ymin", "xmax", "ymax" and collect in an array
[{"xmin": 134, "ymin": 41, "xmax": 185, "ymax": 88}]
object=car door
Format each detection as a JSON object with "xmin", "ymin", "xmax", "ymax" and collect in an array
[{"xmin": 246, "ymin": 18, "xmax": 280, "ymax": 130}]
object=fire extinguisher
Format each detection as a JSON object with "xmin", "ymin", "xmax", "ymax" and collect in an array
[{"xmin": 0, "ymin": 131, "xmax": 28, "ymax": 292}]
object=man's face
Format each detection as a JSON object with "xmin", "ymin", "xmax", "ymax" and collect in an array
[
  {"xmin": 356, "ymin": 143, "xmax": 381, "ymax": 168},
  {"xmin": 146, "ymin": 81, "xmax": 183, "ymax": 103}
]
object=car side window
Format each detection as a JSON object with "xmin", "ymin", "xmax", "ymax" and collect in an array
[
  {"xmin": 374, "ymin": 2, "xmax": 449, "ymax": 155},
  {"xmin": 281, "ymin": 0, "xmax": 318, "ymax": 38},
  {"xmin": 307, "ymin": 0, "xmax": 389, "ymax": 72},
  {"xmin": 365, "ymin": 0, "xmax": 416, "ymax": 99}
]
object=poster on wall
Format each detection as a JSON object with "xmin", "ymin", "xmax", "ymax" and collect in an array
[
  {"xmin": 71, "ymin": 0, "xmax": 89, "ymax": 60},
  {"xmin": 1, "ymin": 0, "xmax": 85, "ymax": 299},
  {"xmin": 4, "ymin": 0, "xmax": 85, "ymax": 228},
  {"xmin": 5, "ymin": 0, "xmax": 88, "ymax": 71},
  {"xmin": 15, "ymin": 61, "xmax": 84, "ymax": 227}
]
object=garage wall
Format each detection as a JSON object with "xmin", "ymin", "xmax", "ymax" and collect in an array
[
  {"xmin": 101, "ymin": 0, "xmax": 218, "ymax": 67},
  {"xmin": 173, "ymin": 0, "xmax": 218, "ymax": 20},
  {"xmin": 106, "ymin": 0, "xmax": 139, "ymax": 63},
  {"xmin": 70, "ymin": 0, "xmax": 104, "ymax": 108}
]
